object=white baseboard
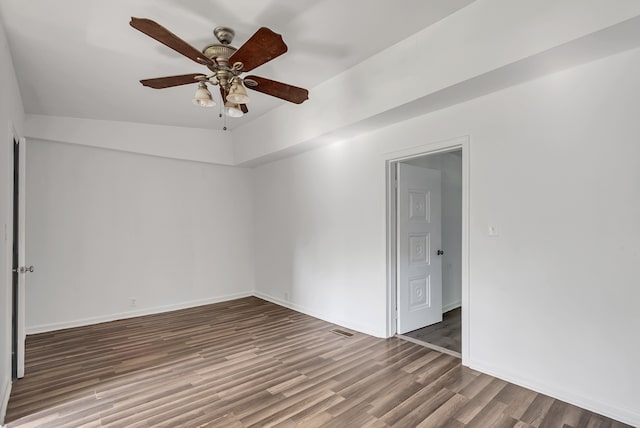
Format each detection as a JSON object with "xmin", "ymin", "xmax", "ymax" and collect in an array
[
  {"xmin": 468, "ymin": 358, "xmax": 640, "ymax": 427},
  {"xmin": 0, "ymin": 378, "xmax": 11, "ymax": 426},
  {"xmin": 26, "ymin": 291, "xmax": 253, "ymax": 335},
  {"xmin": 253, "ymin": 291, "xmax": 386, "ymax": 338},
  {"xmin": 442, "ymin": 300, "xmax": 462, "ymax": 313},
  {"xmin": 27, "ymin": 290, "xmax": 386, "ymax": 338}
]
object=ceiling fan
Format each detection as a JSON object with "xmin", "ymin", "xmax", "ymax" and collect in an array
[{"xmin": 129, "ymin": 17, "xmax": 309, "ymax": 119}]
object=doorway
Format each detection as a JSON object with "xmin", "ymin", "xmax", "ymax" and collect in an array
[
  {"xmin": 385, "ymin": 136, "xmax": 469, "ymax": 361},
  {"xmin": 398, "ymin": 150, "xmax": 462, "ymax": 356}
]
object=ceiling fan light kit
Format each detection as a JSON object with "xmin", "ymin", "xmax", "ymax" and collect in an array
[
  {"xmin": 224, "ymin": 101, "xmax": 244, "ymax": 118},
  {"xmin": 192, "ymin": 82, "xmax": 216, "ymax": 107},
  {"xmin": 129, "ymin": 17, "xmax": 309, "ymax": 123},
  {"xmin": 227, "ymin": 80, "xmax": 250, "ymax": 104}
]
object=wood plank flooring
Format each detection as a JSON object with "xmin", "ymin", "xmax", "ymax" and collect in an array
[
  {"xmin": 5, "ymin": 297, "xmax": 630, "ymax": 427},
  {"xmin": 404, "ymin": 308, "xmax": 462, "ymax": 354}
]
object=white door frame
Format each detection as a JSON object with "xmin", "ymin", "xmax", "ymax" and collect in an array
[{"xmin": 385, "ymin": 135, "xmax": 470, "ymax": 363}]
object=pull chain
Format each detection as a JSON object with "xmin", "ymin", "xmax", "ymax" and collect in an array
[{"xmin": 223, "ymin": 107, "xmax": 227, "ymax": 131}]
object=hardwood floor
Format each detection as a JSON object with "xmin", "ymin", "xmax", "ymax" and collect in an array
[
  {"xmin": 5, "ymin": 297, "xmax": 630, "ymax": 427},
  {"xmin": 404, "ymin": 308, "xmax": 462, "ymax": 354}
]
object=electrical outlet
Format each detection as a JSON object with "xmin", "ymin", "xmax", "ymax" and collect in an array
[{"xmin": 488, "ymin": 225, "xmax": 499, "ymax": 237}]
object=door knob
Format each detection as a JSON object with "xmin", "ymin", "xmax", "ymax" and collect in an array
[
  {"xmin": 19, "ymin": 266, "xmax": 34, "ymax": 273},
  {"xmin": 436, "ymin": 250, "xmax": 444, "ymax": 256}
]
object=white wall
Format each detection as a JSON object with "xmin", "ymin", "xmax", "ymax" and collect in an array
[
  {"xmin": 0, "ymin": 14, "xmax": 24, "ymax": 425},
  {"xmin": 25, "ymin": 140, "xmax": 254, "ymax": 333},
  {"xmin": 253, "ymin": 48, "xmax": 640, "ymax": 425},
  {"xmin": 253, "ymin": 137, "xmax": 388, "ymax": 335},
  {"xmin": 404, "ymin": 151, "xmax": 462, "ymax": 311}
]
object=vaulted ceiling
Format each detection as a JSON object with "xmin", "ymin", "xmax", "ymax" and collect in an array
[{"xmin": 0, "ymin": 0, "xmax": 475, "ymax": 131}]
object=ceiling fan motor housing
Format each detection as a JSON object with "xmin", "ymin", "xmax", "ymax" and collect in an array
[
  {"xmin": 202, "ymin": 44, "xmax": 238, "ymax": 87},
  {"xmin": 205, "ymin": 26, "xmax": 237, "ymax": 67},
  {"xmin": 202, "ymin": 44, "xmax": 237, "ymax": 65}
]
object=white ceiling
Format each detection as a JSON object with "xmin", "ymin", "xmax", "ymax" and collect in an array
[{"xmin": 0, "ymin": 0, "xmax": 475, "ymax": 131}]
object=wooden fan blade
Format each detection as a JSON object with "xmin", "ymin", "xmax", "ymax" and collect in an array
[
  {"xmin": 220, "ymin": 87, "xmax": 248, "ymax": 113},
  {"xmin": 130, "ymin": 17, "xmax": 213, "ymax": 66},
  {"xmin": 229, "ymin": 27, "xmax": 287, "ymax": 72},
  {"xmin": 140, "ymin": 73, "xmax": 206, "ymax": 89},
  {"xmin": 244, "ymin": 75, "xmax": 309, "ymax": 104}
]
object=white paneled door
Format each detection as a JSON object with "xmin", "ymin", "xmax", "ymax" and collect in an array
[{"xmin": 397, "ymin": 163, "xmax": 443, "ymax": 334}]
